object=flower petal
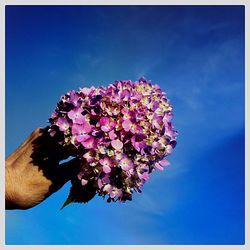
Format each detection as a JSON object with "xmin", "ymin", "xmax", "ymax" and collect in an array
[
  {"xmin": 155, "ymin": 162, "xmax": 164, "ymax": 171},
  {"xmin": 56, "ymin": 117, "xmax": 69, "ymax": 131},
  {"xmin": 81, "ymin": 136, "xmax": 96, "ymax": 149},
  {"xmin": 76, "ymin": 134, "xmax": 91, "ymax": 142},
  {"xmin": 103, "ymin": 165, "xmax": 111, "ymax": 173},
  {"xmin": 103, "ymin": 184, "xmax": 112, "ymax": 192},
  {"xmin": 82, "ymin": 118, "xmax": 94, "ymax": 133},
  {"xmin": 81, "ymin": 179, "xmax": 88, "ymax": 186},
  {"xmin": 159, "ymin": 159, "xmax": 170, "ymax": 166},
  {"xmin": 108, "ymin": 130, "xmax": 117, "ymax": 140},
  {"xmin": 111, "ymin": 139, "xmax": 123, "ymax": 151},
  {"xmin": 100, "ymin": 117, "xmax": 109, "ymax": 126},
  {"xmin": 122, "ymin": 119, "xmax": 132, "ymax": 132}
]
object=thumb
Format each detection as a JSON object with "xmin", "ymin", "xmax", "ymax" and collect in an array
[{"xmin": 56, "ymin": 158, "xmax": 82, "ymax": 187}]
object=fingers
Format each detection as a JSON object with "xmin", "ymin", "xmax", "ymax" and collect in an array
[
  {"xmin": 45, "ymin": 158, "xmax": 82, "ymax": 196},
  {"xmin": 31, "ymin": 126, "xmax": 70, "ymax": 162},
  {"xmin": 6, "ymin": 128, "xmax": 45, "ymax": 162},
  {"xmin": 56, "ymin": 158, "xmax": 82, "ymax": 187},
  {"xmin": 31, "ymin": 127, "xmax": 44, "ymax": 137}
]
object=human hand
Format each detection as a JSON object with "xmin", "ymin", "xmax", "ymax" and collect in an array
[{"xmin": 5, "ymin": 128, "xmax": 81, "ymax": 210}]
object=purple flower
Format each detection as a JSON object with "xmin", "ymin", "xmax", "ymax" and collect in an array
[
  {"xmin": 108, "ymin": 130, "xmax": 117, "ymax": 140},
  {"xmin": 100, "ymin": 117, "xmax": 116, "ymax": 132},
  {"xmin": 163, "ymin": 112, "xmax": 173, "ymax": 124},
  {"xmin": 68, "ymin": 107, "xmax": 85, "ymax": 124},
  {"xmin": 119, "ymin": 155, "xmax": 133, "ymax": 171},
  {"xmin": 122, "ymin": 119, "xmax": 132, "ymax": 132},
  {"xmin": 80, "ymin": 87, "xmax": 93, "ymax": 96},
  {"xmin": 56, "ymin": 117, "xmax": 70, "ymax": 131},
  {"xmin": 69, "ymin": 90, "xmax": 80, "ymax": 106},
  {"xmin": 120, "ymin": 89, "xmax": 130, "ymax": 101},
  {"xmin": 81, "ymin": 135, "xmax": 96, "ymax": 149},
  {"xmin": 111, "ymin": 139, "xmax": 123, "ymax": 151},
  {"xmin": 81, "ymin": 179, "xmax": 88, "ymax": 186},
  {"xmin": 152, "ymin": 115, "xmax": 163, "ymax": 130},
  {"xmin": 97, "ymin": 174, "xmax": 110, "ymax": 189},
  {"xmin": 72, "ymin": 120, "xmax": 93, "ymax": 135},
  {"xmin": 83, "ymin": 150, "xmax": 95, "ymax": 163},
  {"xmin": 131, "ymin": 135, "xmax": 147, "ymax": 152},
  {"xmin": 99, "ymin": 157, "xmax": 113, "ymax": 173},
  {"xmin": 49, "ymin": 77, "xmax": 177, "ymax": 203},
  {"xmin": 155, "ymin": 159, "xmax": 170, "ymax": 170},
  {"xmin": 137, "ymin": 165, "xmax": 150, "ymax": 181},
  {"xmin": 122, "ymin": 119, "xmax": 142, "ymax": 134},
  {"xmin": 51, "ymin": 112, "xmax": 58, "ymax": 119},
  {"xmin": 121, "ymin": 107, "xmax": 135, "ymax": 120}
]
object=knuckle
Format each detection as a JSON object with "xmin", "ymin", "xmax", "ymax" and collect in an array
[{"xmin": 33, "ymin": 127, "xmax": 44, "ymax": 137}]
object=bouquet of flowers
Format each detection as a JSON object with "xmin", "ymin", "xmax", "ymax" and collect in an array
[{"xmin": 48, "ymin": 77, "xmax": 178, "ymax": 208}]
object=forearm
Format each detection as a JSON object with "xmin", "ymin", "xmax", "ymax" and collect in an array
[
  {"xmin": 5, "ymin": 158, "xmax": 30, "ymax": 210},
  {"xmin": 5, "ymin": 128, "xmax": 77, "ymax": 210},
  {"xmin": 5, "ymin": 160, "xmax": 19, "ymax": 209},
  {"xmin": 5, "ymin": 129, "xmax": 41, "ymax": 210}
]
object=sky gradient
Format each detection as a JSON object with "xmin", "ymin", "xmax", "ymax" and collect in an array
[{"xmin": 5, "ymin": 5, "xmax": 245, "ymax": 245}]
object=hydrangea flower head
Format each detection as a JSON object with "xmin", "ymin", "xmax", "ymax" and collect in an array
[{"xmin": 49, "ymin": 78, "xmax": 178, "ymax": 204}]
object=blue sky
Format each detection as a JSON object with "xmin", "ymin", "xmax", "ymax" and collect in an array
[{"xmin": 5, "ymin": 5, "xmax": 245, "ymax": 244}]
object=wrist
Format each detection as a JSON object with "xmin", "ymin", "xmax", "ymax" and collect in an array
[
  {"xmin": 5, "ymin": 161, "xmax": 17, "ymax": 209},
  {"xmin": 5, "ymin": 160, "xmax": 26, "ymax": 210}
]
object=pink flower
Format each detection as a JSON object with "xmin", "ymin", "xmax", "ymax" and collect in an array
[
  {"xmin": 151, "ymin": 101, "xmax": 159, "ymax": 111},
  {"xmin": 163, "ymin": 112, "xmax": 173, "ymax": 124},
  {"xmin": 100, "ymin": 117, "xmax": 117, "ymax": 132},
  {"xmin": 165, "ymin": 145, "xmax": 173, "ymax": 154},
  {"xmin": 122, "ymin": 119, "xmax": 142, "ymax": 134},
  {"xmin": 72, "ymin": 120, "xmax": 93, "ymax": 135},
  {"xmin": 111, "ymin": 139, "xmax": 123, "ymax": 151},
  {"xmin": 97, "ymin": 174, "xmax": 110, "ymax": 189},
  {"xmin": 51, "ymin": 112, "xmax": 58, "ymax": 119},
  {"xmin": 120, "ymin": 89, "xmax": 130, "ymax": 101},
  {"xmin": 112, "ymin": 94, "xmax": 121, "ymax": 104},
  {"xmin": 83, "ymin": 151, "xmax": 95, "ymax": 163},
  {"xmin": 49, "ymin": 77, "xmax": 177, "ymax": 203},
  {"xmin": 56, "ymin": 117, "xmax": 70, "ymax": 131},
  {"xmin": 77, "ymin": 171, "xmax": 85, "ymax": 180},
  {"xmin": 131, "ymin": 93, "xmax": 142, "ymax": 101},
  {"xmin": 131, "ymin": 135, "xmax": 147, "ymax": 152},
  {"xmin": 122, "ymin": 119, "xmax": 132, "ymax": 132},
  {"xmin": 103, "ymin": 184, "xmax": 113, "ymax": 193},
  {"xmin": 121, "ymin": 107, "xmax": 135, "ymax": 120},
  {"xmin": 81, "ymin": 179, "xmax": 88, "ymax": 186},
  {"xmin": 81, "ymin": 136, "xmax": 96, "ymax": 149},
  {"xmin": 99, "ymin": 157, "xmax": 113, "ymax": 173},
  {"xmin": 152, "ymin": 115, "xmax": 163, "ymax": 130},
  {"xmin": 68, "ymin": 90, "xmax": 80, "ymax": 106},
  {"xmin": 138, "ymin": 171, "xmax": 150, "ymax": 181},
  {"xmin": 103, "ymin": 184, "xmax": 122, "ymax": 198},
  {"xmin": 80, "ymin": 87, "xmax": 93, "ymax": 96},
  {"xmin": 137, "ymin": 165, "xmax": 150, "ymax": 181},
  {"xmin": 109, "ymin": 187, "xmax": 122, "ymax": 198},
  {"xmin": 68, "ymin": 107, "xmax": 85, "ymax": 124},
  {"xmin": 152, "ymin": 141, "xmax": 160, "ymax": 148},
  {"xmin": 76, "ymin": 134, "xmax": 90, "ymax": 142},
  {"xmin": 155, "ymin": 159, "xmax": 170, "ymax": 170},
  {"xmin": 108, "ymin": 130, "xmax": 117, "ymax": 140},
  {"xmin": 119, "ymin": 155, "xmax": 133, "ymax": 171}
]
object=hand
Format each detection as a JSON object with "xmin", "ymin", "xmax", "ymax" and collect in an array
[{"xmin": 5, "ymin": 128, "xmax": 81, "ymax": 210}]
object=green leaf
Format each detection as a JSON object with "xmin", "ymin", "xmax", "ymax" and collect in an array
[
  {"xmin": 60, "ymin": 194, "xmax": 74, "ymax": 210},
  {"xmin": 60, "ymin": 179, "xmax": 97, "ymax": 210}
]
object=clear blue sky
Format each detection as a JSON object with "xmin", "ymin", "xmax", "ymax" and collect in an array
[{"xmin": 5, "ymin": 5, "xmax": 245, "ymax": 245}]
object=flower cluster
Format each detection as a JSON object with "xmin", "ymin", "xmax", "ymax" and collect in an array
[{"xmin": 49, "ymin": 77, "xmax": 177, "ymax": 202}]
